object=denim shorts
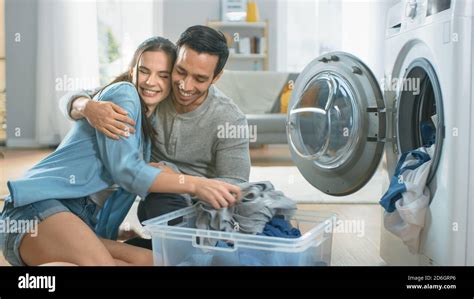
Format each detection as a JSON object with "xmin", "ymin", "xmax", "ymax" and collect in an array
[{"xmin": 0, "ymin": 197, "xmax": 100, "ymax": 266}]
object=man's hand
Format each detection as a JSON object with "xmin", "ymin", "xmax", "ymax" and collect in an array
[{"xmin": 76, "ymin": 98, "xmax": 137, "ymax": 140}]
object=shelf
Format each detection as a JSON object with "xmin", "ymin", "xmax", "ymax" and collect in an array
[
  {"xmin": 208, "ymin": 19, "xmax": 268, "ymax": 71},
  {"xmin": 230, "ymin": 53, "xmax": 266, "ymax": 59},
  {"xmin": 208, "ymin": 21, "xmax": 266, "ymax": 29}
]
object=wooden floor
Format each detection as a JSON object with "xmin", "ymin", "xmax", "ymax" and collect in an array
[{"xmin": 0, "ymin": 145, "xmax": 386, "ymax": 266}]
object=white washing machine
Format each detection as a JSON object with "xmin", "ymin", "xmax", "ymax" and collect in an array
[{"xmin": 286, "ymin": 0, "xmax": 473, "ymax": 266}]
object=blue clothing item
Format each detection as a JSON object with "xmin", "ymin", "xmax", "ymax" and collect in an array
[
  {"xmin": 176, "ymin": 218, "xmax": 322, "ymax": 266},
  {"xmin": 212, "ymin": 241, "xmax": 313, "ymax": 266},
  {"xmin": 379, "ymin": 176, "xmax": 406, "ymax": 213},
  {"xmin": 379, "ymin": 149, "xmax": 431, "ymax": 213},
  {"xmin": 420, "ymin": 120, "xmax": 436, "ymax": 146},
  {"xmin": 208, "ymin": 218, "xmax": 302, "ymax": 266},
  {"xmin": 257, "ymin": 217, "xmax": 301, "ymax": 238},
  {"xmin": 5, "ymin": 82, "xmax": 162, "ymax": 240}
]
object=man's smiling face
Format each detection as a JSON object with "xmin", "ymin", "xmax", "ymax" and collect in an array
[{"xmin": 171, "ymin": 45, "xmax": 222, "ymax": 114}]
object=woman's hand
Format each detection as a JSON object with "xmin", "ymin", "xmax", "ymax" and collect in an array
[
  {"xmin": 148, "ymin": 173, "xmax": 241, "ymax": 210},
  {"xmin": 149, "ymin": 162, "xmax": 177, "ymax": 174},
  {"xmin": 191, "ymin": 177, "xmax": 242, "ymax": 210}
]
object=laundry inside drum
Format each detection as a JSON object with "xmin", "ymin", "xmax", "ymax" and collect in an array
[{"xmin": 397, "ymin": 60, "xmax": 444, "ymax": 183}]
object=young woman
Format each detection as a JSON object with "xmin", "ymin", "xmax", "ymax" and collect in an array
[{"xmin": 0, "ymin": 37, "xmax": 240, "ymax": 266}]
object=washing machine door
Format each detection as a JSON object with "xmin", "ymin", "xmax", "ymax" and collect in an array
[{"xmin": 287, "ymin": 52, "xmax": 386, "ymax": 196}]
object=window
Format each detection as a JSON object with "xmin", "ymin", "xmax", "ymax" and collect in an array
[
  {"xmin": 283, "ymin": 0, "xmax": 320, "ymax": 72},
  {"xmin": 96, "ymin": 0, "xmax": 155, "ymax": 85},
  {"xmin": 279, "ymin": 0, "xmax": 343, "ymax": 72}
]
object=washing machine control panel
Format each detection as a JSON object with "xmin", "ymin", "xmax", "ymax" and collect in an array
[
  {"xmin": 403, "ymin": 0, "xmax": 428, "ymax": 30},
  {"xmin": 402, "ymin": 0, "xmax": 452, "ymax": 31},
  {"xmin": 405, "ymin": 0, "xmax": 418, "ymax": 19}
]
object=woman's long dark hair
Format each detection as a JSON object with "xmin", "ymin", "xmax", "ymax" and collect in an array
[{"xmin": 94, "ymin": 36, "xmax": 177, "ymax": 147}]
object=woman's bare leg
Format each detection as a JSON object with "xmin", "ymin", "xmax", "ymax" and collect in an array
[
  {"xmin": 39, "ymin": 262, "xmax": 78, "ymax": 266},
  {"xmin": 100, "ymin": 238, "xmax": 154, "ymax": 266},
  {"xmin": 19, "ymin": 212, "xmax": 116, "ymax": 266},
  {"xmin": 37, "ymin": 258, "xmax": 133, "ymax": 267},
  {"xmin": 113, "ymin": 259, "xmax": 133, "ymax": 266}
]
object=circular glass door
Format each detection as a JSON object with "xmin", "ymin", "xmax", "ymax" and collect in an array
[
  {"xmin": 288, "ymin": 72, "xmax": 361, "ymax": 170},
  {"xmin": 287, "ymin": 52, "xmax": 386, "ymax": 196}
]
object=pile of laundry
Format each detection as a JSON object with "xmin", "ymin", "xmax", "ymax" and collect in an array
[
  {"xmin": 195, "ymin": 181, "xmax": 300, "ymax": 238},
  {"xmin": 379, "ymin": 145, "xmax": 434, "ymax": 253},
  {"xmin": 176, "ymin": 181, "xmax": 312, "ymax": 266}
]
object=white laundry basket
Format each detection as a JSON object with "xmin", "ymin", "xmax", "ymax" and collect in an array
[{"xmin": 143, "ymin": 205, "xmax": 336, "ymax": 266}]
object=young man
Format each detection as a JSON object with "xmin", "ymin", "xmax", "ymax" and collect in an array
[{"xmin": 60, "ymin": 26, "xmax": 251, "ymax": 248}]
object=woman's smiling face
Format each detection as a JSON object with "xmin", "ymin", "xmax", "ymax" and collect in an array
[{"xmin": 131, "ymin": 50, "xmax": 173, "ymax": 114}]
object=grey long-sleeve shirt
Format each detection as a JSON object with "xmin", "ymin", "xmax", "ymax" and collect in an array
[{"xmin": 59, "ymin": 85, "xmax": 251, "ymax": 184}]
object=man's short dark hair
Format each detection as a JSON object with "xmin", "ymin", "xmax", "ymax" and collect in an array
[{"xmin": 176, "ymin": 25, "xmax": 229, "ymax": 77}]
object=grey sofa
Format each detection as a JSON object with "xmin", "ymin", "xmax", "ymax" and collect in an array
[{"xmin": 215, "ymin": 70, "xmax": 298, "ymax": 145}]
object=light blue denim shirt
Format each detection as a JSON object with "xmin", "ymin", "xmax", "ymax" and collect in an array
[{"xmin": 6, "ymin": 82, "xmax": 162, "ymax": 239}]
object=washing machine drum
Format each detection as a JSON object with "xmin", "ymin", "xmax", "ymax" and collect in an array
[{"xmin": 287, "ymin": 52, "xmax": 386, "ymax": 196}]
